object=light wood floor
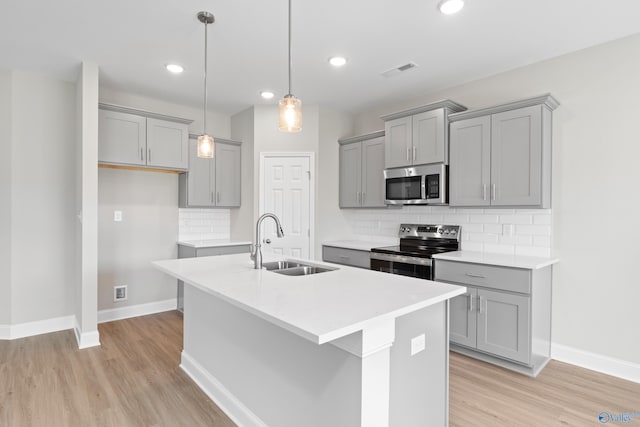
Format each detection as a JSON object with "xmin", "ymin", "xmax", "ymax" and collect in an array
[{"xmin": 1, "ymin": 311, "xmax": 638, "ymax": 426}]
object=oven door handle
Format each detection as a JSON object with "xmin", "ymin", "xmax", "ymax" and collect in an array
[{"xmin": 370, "ymin": 252, "xmax": 432, "ymax": 267}]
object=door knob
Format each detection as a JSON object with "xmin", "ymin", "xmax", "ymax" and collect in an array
[{"xmin": 263, "ymin": 238, "xmax": 272, "ymax": 244}]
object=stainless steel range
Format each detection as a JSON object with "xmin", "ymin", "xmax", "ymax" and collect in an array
[{"xmin": 370, "ymin": 224, "xmax": 461, "ymax": 280}]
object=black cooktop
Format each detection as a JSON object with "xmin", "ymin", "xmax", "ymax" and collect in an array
[{"xmin": 370, "ymin": 244, "xmax": 457, "ymax": 259}]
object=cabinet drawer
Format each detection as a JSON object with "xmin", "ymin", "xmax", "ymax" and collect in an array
[
  {"xmin": 434, "ymin": 260, "xmax": 530, "ymax": 294},
  {"xmin": 196, "ymin": 245, "xmax": 250, "ymax": 257},
  {"xmin": 322, "ymin": 246, "xmax": 370, "ymax": 269}
]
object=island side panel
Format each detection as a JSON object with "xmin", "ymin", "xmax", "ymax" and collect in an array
[
  {"xmin": 389, "ymin": 301, "xmax": 448, "ymax": 427},
  {"xmin": 182, "ymin": 283, "xmax": 363, "ymax": 427}
]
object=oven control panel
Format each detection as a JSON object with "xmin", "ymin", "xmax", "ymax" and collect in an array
[{"xmin": 398, "ymin": 224, "xmax": 460, "ymax": 240}]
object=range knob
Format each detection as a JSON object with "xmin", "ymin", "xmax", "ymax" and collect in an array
[
  {"xmin": 443, "ymin": 229, "xmax": 450, "ymax": 234},
  {"xmin": 450, "ymin": 229, "xmax": 457, "ymax": 235},
  {"xmin": 437, "ymin": 227, "xmax": 443, "ymax": 234}
]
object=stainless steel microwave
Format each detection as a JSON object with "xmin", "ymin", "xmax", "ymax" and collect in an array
[{"xmin": 384, "ymin": 164, "xmax": 448, "ymax": 205}]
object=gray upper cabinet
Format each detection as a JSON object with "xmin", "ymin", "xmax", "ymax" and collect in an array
[
  {"xmin": 98, "ymin": 109, "xmax": 146, "ymax": 166},
  {"xmin": 215, "ymin": 142, "xmax": 241, "ymax": 207},
  {"xmin": 381, "ymin": 100, "xmax": 466, "ymax": 169},
  {"xmin": 339, "ymin": 132, "xmax": 385, "ymax": 208},
  {"xmin": 98, "ymin": 104, "xmax": 191, "ymax": 171},
  {"xmin": 449, "ymin": 94, "xmax": 559, "ymax": 208},
  {"xmin": 449, "ymin": 116, "xmax": 491, "ymax": 206},
  {"xmin": 146, "ymin": 118, "xmax": 189, "ymax": 169},
  {"xmin": 179, "ymin": 138, "xmax": 241, "ymax": 208}
]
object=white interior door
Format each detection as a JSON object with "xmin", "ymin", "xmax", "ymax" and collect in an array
[{"xmin": 262, "ymin": 155, "xmax": 311, "ymax": 259}]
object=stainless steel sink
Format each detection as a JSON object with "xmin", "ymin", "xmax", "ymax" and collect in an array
[
  {"xmin": 262, "ymin": 261, "xmax": 302, "ymax": 271},
  {"xmin": 272, "ymin": 265, "xmax": 336, "ymax": 276}
]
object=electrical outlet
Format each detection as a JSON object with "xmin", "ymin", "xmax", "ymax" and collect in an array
[
  {"xmin": 114, "ymin": 285, "xmax": 127, "ymax": 302},
  {"xmin": 114, "ymin": 210, "xmax": 123, "ymax": 222},
  {"xmin": 411, "ymin": 334, "xmax": 426, "ymax": 356},
  {"xmin": 502, "ymin": 223, "xmax": 514, "ymax": 237}
]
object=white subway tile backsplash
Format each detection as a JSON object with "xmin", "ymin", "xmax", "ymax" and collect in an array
[
  {"xmin": 533, "ymin": 236, "xmax": 552, "ymax": 247},
  {"xmin": 516, "ymin": 224, "xmax": 551, "ymax": 236},
  {"xmin": 515, "ymin": 246, "xmax": 551, "ymax": 258},
  {"xmin": 498, "ymin": 214, "xmax": 533, "ymax": 225},
  {"xmin": 342, "ymin": 206, "xmax": 552, "ymax": 257},
  {"xmin": 179, "ymin": 208, "xmax": 231, "ymax": 241},
  {"xmin": 470, "ymin": 214, "xmax": 499, "ymax": 224}
]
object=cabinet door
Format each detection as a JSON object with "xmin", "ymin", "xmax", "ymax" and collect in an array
[
  {"xmin": 339, "ymin": 143, "xmax": 362, "ymax": 207},
  {"xmin": 98, "ymin": 109, "xmax": 146, "ymax": 166},
  {"xmin": 384, "ymin": 116, "xmax": 412, "ymax": 169},
  {"xmin": 449, "ymin": 116, "xmax": 491, "ymax": 206},
  {"xmin": 476, "ymin": 288, "xmax": 531, "ymax": 365},
  {"xmin": 215, "ymin": 143, "xmax": 241, "ymax": 207},
  {"xmin": 146, "ymin": 118, "xmax": 189, "ymax": 170},
  {"xmin": 361, "ymin": 137, "xmax": 386, "ymax": 207},
  {"xmin": 449, "ymin": 288, "xmax": 477, "ymax": 348},
  {"xmin": 412, "ymin": 109, "xmax": 445, "ymax": 165},
  {"xmin": 186, "ymin": 138, "xmax": 214, "ymax": 206},
  {"xmin": 491, "ymin": 105, "xmax": 542, "ymax": 206}
]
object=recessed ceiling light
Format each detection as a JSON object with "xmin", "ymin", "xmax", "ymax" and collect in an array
[
  {"xmin": 438, "ymin": 0, "xmax": 464, "ymax": 14},
  {"xmin": 329, "ymin": 57, "xmax": 348, "ymax": 67},
  {"xmin": 165, "ymin": 63, "xmax": 184, "ymax": 74},
  {"xmin": 260, "ymin": 91, "xmax": 275, "ymax": 99}
]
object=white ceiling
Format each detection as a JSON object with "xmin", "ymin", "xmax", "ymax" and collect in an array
[{"xmin": 2, "ymin": 0, "xmax": 639, "ymax": 115}]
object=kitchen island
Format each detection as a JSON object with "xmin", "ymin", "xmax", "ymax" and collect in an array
[{"xmin": 153, "ymin": 254, "xmax": 465, "ymax": 427}]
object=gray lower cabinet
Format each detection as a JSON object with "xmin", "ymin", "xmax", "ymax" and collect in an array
[
  {"xmin": 98, "ymin": 104, "xmax": 190, "ymax": 170},
  {"xmin": 179, "ymin": 138, "xmax": 241, "ymax": 208},
  {"xmin": 177, "ymin": 243, "xmax": 251, "ymax": 312},
  {"xmin": 338, "ymin": 131, "xmax": 386, "ymax": 208},
  {"xmin": 435, "ymin": 259, "xmax": 552, "ymax": 376},
  {"xmin": 449, "ymin": 94, "xmax": 559, "ymax": 208},
  {"xmin": 322, "ymin": 246, "xmax": 370, "ymax": 269}
]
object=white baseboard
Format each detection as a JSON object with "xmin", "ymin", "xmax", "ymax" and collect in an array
[
  {"xmin": 98, "ymin": 299, "xmax": 177, "ymax": 323},
  {"xmin": 552, "ymin": 343, "xmax": 640, "ymax": 384},
  {"xmin": 0, "ymin": 315, "xmax": 76, "ymax": 340},
  {"xmin": 74, "ymin": 318, "xmax": 101, "ymax": 349},
  {"xmin": 180, "ymin": 351, "xmax": 268, "ymax": 427}
]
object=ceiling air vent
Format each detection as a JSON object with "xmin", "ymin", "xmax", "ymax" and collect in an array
[{"xmin": 381, "ymin": 62, "xmax": 419, "ymax": 78}]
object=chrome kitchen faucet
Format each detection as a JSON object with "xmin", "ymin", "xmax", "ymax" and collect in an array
[{"xmin": 250, "ymin": 213, "xmax": 285, "ymax": 269}]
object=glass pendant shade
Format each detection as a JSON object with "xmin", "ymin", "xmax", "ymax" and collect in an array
[
  {"xmin": 278, "ymin": 95, "xmax": 302, "ymax": 132},
  {"xmin": 197, "ymin": 134, "xmax": 214, "ymax": 158}
]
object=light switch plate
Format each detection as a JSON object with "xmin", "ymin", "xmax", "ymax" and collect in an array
[
  {"xmin": 411, "ymin": 334, "xmax": 426, "ymax": 356},
  {"xmin": 114, "ymin": 210, "xmax": 123, "ymax": 222}
]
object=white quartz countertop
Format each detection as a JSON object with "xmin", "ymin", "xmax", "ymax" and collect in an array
[
  {"xmin": 432, "ymin": 251, "xmax": 559, "ymax": 270},
  {"xmin": 322, "ymin": 239, "xmax": 398, "ymax": 251},
  {"xmin": 177, "ymin": 239, "xmax": 252, "ymax": 249},
  {"xmin": 153, "ymin": 253, "xmax": 465, "ymax": 345}
]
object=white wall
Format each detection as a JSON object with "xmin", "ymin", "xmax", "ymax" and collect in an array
[
  {"xmin": 98, "ymin": 169, "xmax": 178, "ymax": 311},
  {"xmin": 353, "ymin": 34, "xmax": 640, "ymax": 366},
  {"xmin": 230, "ymin": 107, "xmax": 255, "ymax": 242},
  {"xmin": 96, "ymin": 89, "xmax": 232, "ymax": 312},
  {"xmin": 0, "ymin": 71, "xmax": 12, "ymax": 325},
  {"xmin": 9, "ymin": 71, "xmax": 77, "ymax": 324},
  {"xmin": 316, "ymin": 106, "xmax": 355, "ymax": 258}
]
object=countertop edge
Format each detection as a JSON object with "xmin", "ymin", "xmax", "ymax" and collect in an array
[
  {"xmin": 432, "ymin": 251, "xmax": 559, "ymax": 270},
  {"xmin": 178, "ymin": 240, "xmax": 252, "ymax": 248}
]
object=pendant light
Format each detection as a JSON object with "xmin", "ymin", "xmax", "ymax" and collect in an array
[
  {"xmin": 278, "ymin": 0, "xmax": 302, "ymax": 132},
  {"xmin": 197, "ymin": 11, "xmax": 215, "ymax": 158}
]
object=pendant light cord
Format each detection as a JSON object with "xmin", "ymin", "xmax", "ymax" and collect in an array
[
  {"xmin": 203, "ymin": 20, "xmax": 208, "ymax": 134},
  {"xmin": 288, "ymin": 0, "xmax": 292, "ymax": 96}
]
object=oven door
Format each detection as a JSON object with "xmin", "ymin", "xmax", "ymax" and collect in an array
[{"xmin": 370, "ymin": 252, "xmax": 432, "ymax": 280}]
